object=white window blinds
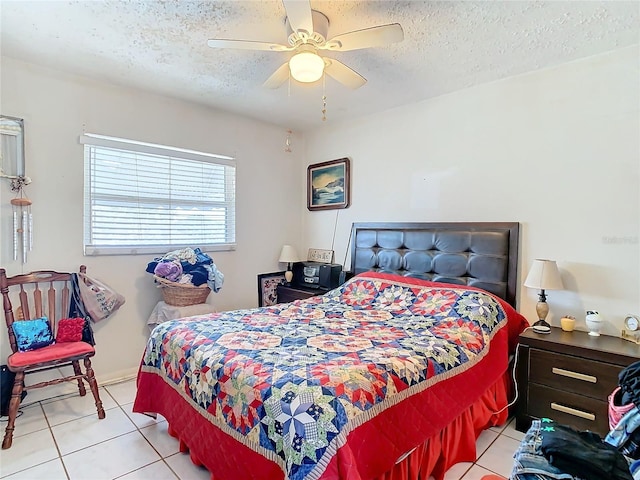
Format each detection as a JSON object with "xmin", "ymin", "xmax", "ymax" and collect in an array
[{"xmin": 81, "ymin": 134, "xmax": 236, "ymax": 256}]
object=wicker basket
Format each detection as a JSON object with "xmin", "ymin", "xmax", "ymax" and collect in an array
[{"xmin": 155, "ymin": 276, "xmax": 211, "ymax": 307}]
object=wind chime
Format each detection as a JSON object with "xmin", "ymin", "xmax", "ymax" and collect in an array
[{"xmin": 10, "ymin": 177, "xmax": 33, "ymax": 264}]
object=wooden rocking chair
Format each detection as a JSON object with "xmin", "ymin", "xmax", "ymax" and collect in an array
[{"xmin": 1, "ymin": 266, "xmax": 105, "ymax": 449}]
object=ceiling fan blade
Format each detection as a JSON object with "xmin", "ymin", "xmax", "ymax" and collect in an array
[
  {"xmin": 323, "ymin": 58, "xmax": 367, "ymax": 89},
  {"xmin": 282, "ymin": 0, "xmax": 313, "ymax": 35},
  {"xmin": 263, "ymin": 62, "xmax": 290, "ymax": 89},
  {"xmin": 323, "ymin": 23, "xmax": 404, "ymax": 51},
  {"xmin": 207, "ymin": 39, "xmax": 292, "ymax": 52}
]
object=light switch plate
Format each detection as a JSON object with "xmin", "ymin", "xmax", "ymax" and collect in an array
[{"xmin": 307, "ymin": 248, "xmax": 334, "ymax": 263}]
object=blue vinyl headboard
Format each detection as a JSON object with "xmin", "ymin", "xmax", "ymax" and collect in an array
[{"xmin": 350, "ymin": 222, "xmax": 520, "ymax": 307}]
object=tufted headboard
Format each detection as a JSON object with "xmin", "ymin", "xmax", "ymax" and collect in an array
[{"xmin": 350, "ymin": 222, "xmax": 519, "ymax": 307}]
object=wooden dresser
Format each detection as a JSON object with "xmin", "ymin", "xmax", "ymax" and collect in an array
[
  {"xmin": 516, "ymin": 327, "xmax": 639, "ymax": 436},
  {"xmin": 276, "ymin": 284, "xmax": 328, "ymax": 304}
]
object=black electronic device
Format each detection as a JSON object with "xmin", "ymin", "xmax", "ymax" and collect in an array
[{"xmin": 292, "ymin": 262, "xmax": 342, "ymax": 289}]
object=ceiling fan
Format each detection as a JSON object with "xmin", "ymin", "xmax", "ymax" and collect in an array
[{"xmin": 207, "ymin": 0, "xmax": 404, "ymax": 90}]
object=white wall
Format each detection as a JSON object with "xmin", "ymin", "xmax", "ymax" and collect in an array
[
  {"xmin": 302, "ymin": 45, "xmax": 640, "ymax": 337},
  {"xmin": 1, "ymin": 44, "xmax": 638, "ymax": 396},
  {"xmin": 0, "ymin": 57, "xmax": 305, "ymax": 388}
]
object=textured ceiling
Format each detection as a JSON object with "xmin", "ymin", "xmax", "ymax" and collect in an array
[{"xmin": 1, "ymin": 1, "xmax": 639, "ymax": 131}]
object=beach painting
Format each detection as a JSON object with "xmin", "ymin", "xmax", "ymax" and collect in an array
[{"xmin": 307, "ymin": 158, "xmax": 351, "ymax": 211}]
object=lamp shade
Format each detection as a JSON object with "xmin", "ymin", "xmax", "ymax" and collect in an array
[
  {"xmin": 289, "ymin": 51, "xmax": 325, "ymax": 83},
  {"xmin": 279, "ymin": 245, "xmax": 299, "ymax": 264},
  {"xmin": 524, "ymin": 259, "xmax": 564, "ymax": 290}
]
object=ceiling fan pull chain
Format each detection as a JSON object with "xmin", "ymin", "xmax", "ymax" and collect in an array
[
  {"xmin": 322, "ymin": 95, "xmax": 327, "ymax": 121},
  {"xmin": 321, "ymin": 73, "xmax": 327, "ymax": 121},
  {"xmin": 284, "ymin": 130, "xmax": 292, "ymax": 153}
]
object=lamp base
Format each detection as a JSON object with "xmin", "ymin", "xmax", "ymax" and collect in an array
[{"xmin": 532, "ymin": 319, "xmax": 551, "ymax": 334}]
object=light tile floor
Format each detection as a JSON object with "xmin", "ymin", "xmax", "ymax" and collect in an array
[{"xmin": 0, "ymin": 378, "xmax": 524, "ymax": 479}]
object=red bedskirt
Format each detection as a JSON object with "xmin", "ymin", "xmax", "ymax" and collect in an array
[
  {"xmin": 157, "ymin": 371, "xmax": 508, "ymax": 480},
  {"xmin": 374, "ymin": 371, "xmax": 509, "ymax": 480}
]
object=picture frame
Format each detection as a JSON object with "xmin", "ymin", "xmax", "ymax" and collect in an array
[
  {"xmin": 307, "ymin": 157, "xmax": 350, "ymax": 211},
  {"xmin": 257, "ymin": 271, "xmax": 286, "ymax": 307},
  {"xmin": 0, "ymin": 116, "xmax": 26, "ymax": 179}
]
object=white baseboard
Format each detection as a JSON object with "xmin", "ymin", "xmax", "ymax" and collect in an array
[{"xmin": 96, "ymin": 368, "xmax": 138, "ymax": 386}]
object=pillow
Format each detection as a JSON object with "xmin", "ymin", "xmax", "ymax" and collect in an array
[
  {"xmin": 12, "ymin": 317, "xmax": 54, "ymax": 352},
  {"xmin": 56, "ymin": 317, "xmax": 85, "ymax": 343}
]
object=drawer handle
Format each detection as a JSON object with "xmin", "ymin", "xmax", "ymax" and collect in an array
[
  {"xmin": 550, "ymin": 402, "xmax": 596, "ymax": 421},
  {"xmin": 552, "ymin": 367, "xmax": 597, "ymax": 383}
]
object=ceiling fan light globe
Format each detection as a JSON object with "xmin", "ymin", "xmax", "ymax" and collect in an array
[{"xmin": 289, "ymin": 51, "xmax": 325, "ymax": 83}]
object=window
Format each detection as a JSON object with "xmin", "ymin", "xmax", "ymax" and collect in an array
[{"xmin": 81, "ymin": 133, "xmax": 236, "ymax": 256}]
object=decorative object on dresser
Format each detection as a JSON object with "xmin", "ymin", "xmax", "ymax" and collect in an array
[
  {"xmin": 278, "ymin": 245, "xmax": 299, "ymax": 284},
  {"xmin": 560, "ymin": 315, "xmax": 576, "ymax": 332},
  {"xmin": 622, "ymin": 314, "xmax": 640, "ymax": 345},
  {"xmin": 524, "ymin": 259, "xmax": 564, "ymax": 334},
  {"xmin": 307, "ymin": 157, "xmax": 350, "ymax": 211},
  {"xmin": 257, "ymin": 271, "xmax": 286, "ymax": 307},
  {"xmin": 585, "ymin": 310, "xmax": 604, "ymax": 337},
  {"xmin": 307, "ymin": 247, "xmax": 334, "ymax": 263},
  {"xmin": 516, "ymin": 327, "xmax": 640, "ymax": 436}
]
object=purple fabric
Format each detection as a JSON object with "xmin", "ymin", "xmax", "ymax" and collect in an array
[{"xmin": 154, "ymin": 261, "xmax": 183, "ymax": 282}]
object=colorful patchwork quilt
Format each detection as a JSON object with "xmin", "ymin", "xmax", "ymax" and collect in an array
[{"xmin": 134, "ymin": 272, "xmax": 526, "ymax": 480}]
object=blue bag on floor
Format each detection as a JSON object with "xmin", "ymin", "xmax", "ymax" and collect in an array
[{"xmin": 1, "ymin": 365, "xmax": 27, "ymax": 416}]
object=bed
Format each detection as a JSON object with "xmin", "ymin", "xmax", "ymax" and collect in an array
[{"xmin": 133, "ymin": 222, "xmax": 528, "ymax": 480}]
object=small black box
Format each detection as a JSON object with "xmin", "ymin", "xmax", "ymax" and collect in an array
[{"xmin": 292, "ymin": 262, "xmax": 343, "ymax": 289}]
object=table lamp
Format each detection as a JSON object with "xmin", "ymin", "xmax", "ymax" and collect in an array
[
  {"xmin": 524, "ymin": 259, "xmax": 564, "ymax": 334},
  {"xmin": 279, "ymin": 245, "xmax": 299, "ymax": 284}
]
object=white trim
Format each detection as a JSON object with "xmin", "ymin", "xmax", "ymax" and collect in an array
[
  {"xmin": 84, "ymin": 243, "xmax": 237, "ymax": 256},
  {"xmin": 79, "ymin": 133, "xmax": 235, "ymax": 166}
]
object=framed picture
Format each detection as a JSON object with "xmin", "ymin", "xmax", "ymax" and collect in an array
[
  {"xmin": 0, "ymin": 116, "xmax": 25, "ymax": 178},
  {"xmin": 257, "ymin": 271, "xmax": 286, "ymax": 307},
  {"xmin": 307, "ymin": 157, "xmax": 350, "ymax": 211}
]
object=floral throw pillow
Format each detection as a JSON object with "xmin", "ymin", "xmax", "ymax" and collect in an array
[
  {"xmin": 12, "ymin": 317, "xmax": 54, "ymax": 352},
  {"xmin": 56, "ymin": 317, "xmax": 85, "ymax": 343}
]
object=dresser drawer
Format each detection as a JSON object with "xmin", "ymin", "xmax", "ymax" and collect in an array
[
  {"xmin": 528, "ymin": 383, "xmax": 609, "ymax": 435},
  {"xmin": 276, "ymin": 285, "xmax": 326, "ymax": 303},
  {"xmin": 516, "ymin": 328, "xmax": 639, "ymax": 435},
  {"xmin": 529, "ymin": 348, "xmax": 621, "ymax": 401}
]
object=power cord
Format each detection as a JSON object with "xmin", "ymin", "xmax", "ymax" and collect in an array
[{"xmin": 494, "ymin": 326, "xmax": 533, "ymax": 415}]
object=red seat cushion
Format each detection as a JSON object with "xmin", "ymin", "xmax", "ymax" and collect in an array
[{"xmin": 8, "ymin": 341, "xmax": 95, "ymax": 368}]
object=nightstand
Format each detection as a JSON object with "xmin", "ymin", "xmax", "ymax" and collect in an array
[
  {"xmin": 516, "ymin": 327, "xmax": 639, "ymax": 436},
  {"xmin": 276, "ymin": 284, "xmax": 328, "ymax": 303}
]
